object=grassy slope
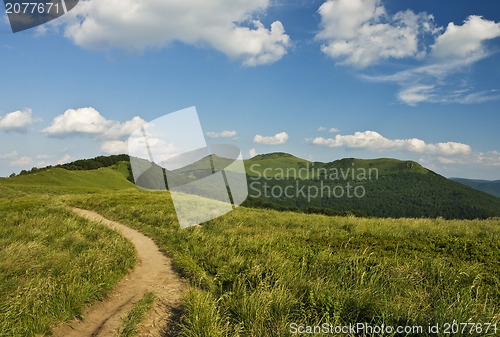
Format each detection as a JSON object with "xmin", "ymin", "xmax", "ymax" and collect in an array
[
  {"xmin": 1, "ymin": 161, "xmax": 499, "ymax": 336},
  {"xmin": 0, "ymin": 163, "xmax": 137, "ymax": 337},
  {"xmin": 1, "ymin": 162, "xmax": 134, "ymax": 195},
  {"xmin": 65, "ymin": 189, "xmax": 500, "ymax": 336},
  {"xmin": 0, "ymin": 196, "xmax": 136, "ymax": 336}
]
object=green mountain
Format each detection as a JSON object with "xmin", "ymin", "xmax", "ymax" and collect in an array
[
  {"xmin": 450, "ymin": 178, "xmax": 500, "ymax": 198},
  {"xmin": 5, "ymin": 153, "xmax": 500, "ymax": 219},
  {"xmin": 246, "ymin": 153, "xmax": 500, "ymax": 219}
]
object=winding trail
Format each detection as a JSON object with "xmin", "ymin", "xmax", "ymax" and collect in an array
[{"xmin": 52, "ymin": 208, "xmax": 185, "ymax": 337}]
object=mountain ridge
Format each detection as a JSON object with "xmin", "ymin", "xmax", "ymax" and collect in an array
[
  {"xmin": 5, "ymin": 152, "xmax": 500, "ymax": 219},
  {"xmin": 450, "ymin": 178, "xmax": 500, "ymax": 198}
]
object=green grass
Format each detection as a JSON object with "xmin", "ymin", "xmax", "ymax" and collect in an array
[
  {"xmin": 116, "ymin": 292, "xmax": 156, "ymax": 337},
  {"xmin": 0, "ymin": 196, "xmax": 136, "ymax": 336},
  {"xmin": 65, "ymin": 189, "xmax": 500, "ymax": 336},
  {"xmin": 1, "ymin": 162, "xmax": 499, "ymax": 336},
  {"xmin": 0, "ymin": 162, "xmax": 134, "ymax": 196}
]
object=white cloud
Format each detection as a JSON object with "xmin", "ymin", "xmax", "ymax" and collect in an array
[
  {"xmin": 316, "ymin": 0, "xmax": 437, "ymax": 68},
  {"xmin": 253, "ymin": 132, "xmax": 289, "ymax": 145},
  {"xmin": 435, "ymin": 151, "xmax": 500, "ymax": 166},
  {"xmin": 318, "ymin": 127, "xmax": 340, "ymax": 133},
  {"xmin": 206, "ymin": 130, "xmax": 237, "ymax": 139},
  {"xmin": 397, "ymin": 85, "xmax": 435, "ymax": 106},
  {"xmin": 104, "ymin": 116, "xmax": 147, "ymax": 140},
  {"xmin": 101, "ymin": 140, "xmax": 129, "ymax": 154},
  {"xmin": 362, "ymin": 15, "xmax": 500, "ymax": 105},
  {"xmin": 55, "ymin": 0, "xmax": 290, "ymax": 66},
  {"xmin": 42, "ymin": 107, "xmax": 111, "ymax": 136},
  {"xmin": 0, "ymin": 108, "xmax": 34, "ymax": 133},
  {"xmin": 431, "ymin": 15, "xmax": 500, "ymax": 60},
  {"xmin": 476, "ymin": 151, "xmax": 500, "ymax": 166},
  {"xmin": 57, "ymin": 154, "xmax": 71, "ymax": 165},
  {"xmin": 249, "ymin": 148, "xmax": 257, "ymax": 157},
  {"xmin": 9, "ymin": 156, "xmax": 33, "ymax": 167},
  {"xmin": 42, "ymin": 107, "xmax": 146, "ymax": 140},
  {"xmin": 0, "ymin": 151, "xmax": 18, "ymax": 159},
  {"xmin": 317, "ymin": 0, "xmax": 500, "ymax": 105},
  {"xmin": 310, "ymin": 130, "xmax": 472, "ymax": 156}
]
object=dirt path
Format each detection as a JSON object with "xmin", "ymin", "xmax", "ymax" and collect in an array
[{"xmin": 52, "ymin": 208, "xmax": 185, "ymax": 337}]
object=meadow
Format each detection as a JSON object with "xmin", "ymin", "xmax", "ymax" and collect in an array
[
  {"xmin": 65, "ymin": 189, "xmax": 500, "ymax": 336},
  {"xmin": 0, "ymin": 164, "xmax": 499, "ymax": 336},
  {"xmin": 0, "ymin": 195, "xmax": 136, "ymax": 336}
]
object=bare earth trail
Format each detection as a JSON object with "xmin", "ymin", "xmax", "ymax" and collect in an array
[{"xmin": 52, "ymin": 208, "xmax": 185, "ymax": 337}]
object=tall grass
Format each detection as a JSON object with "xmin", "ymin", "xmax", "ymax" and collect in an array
[
  {"xmin": 0, "ymin": 196, "xmax": 136, "ymax": 336},
  {"xmin": 67, "ymin": 189, "xmax": 500, "ymax": 336},
  {"xmin": 116, "ymin": 292, "xmax": 156, "ymax": 337}
]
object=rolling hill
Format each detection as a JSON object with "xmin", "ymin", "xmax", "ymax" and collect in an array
[
  {"xmin": 1, "ymin": 161, "xmax": 134, "ymax": 196},
  {"xmin": 5, "ymin": 153, "xmax": 500, "ymax": 219}
]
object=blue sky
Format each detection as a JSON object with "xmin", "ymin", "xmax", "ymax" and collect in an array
[{"xmin": 1, "ymin": 0, "xmax": 499, "ymax": 179}]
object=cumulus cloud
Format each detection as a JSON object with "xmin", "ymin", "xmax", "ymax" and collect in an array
[
  {"xmin": 316, "ymin": 0, "xmax": 500, "ymax": 105},
  {"xmin": 0, "ymin": 108, "xmax": 34, "ymax": 133},
  {"xmin": 104, "ymin": 116, "xmax": 147, "ymax": 140},
  {"xmin": 42, "ymin": 107, "xmax": 146, "ymax": 140},
  {"xmin": 317, "ymin": 127, "xmax": 327, "ymax": 131},
  {"xmin": 316, "ymin": 0, "xmax": 437, "ymax": 68},
  {"xmin": 249, "ymin": 148, "xmax": 257, "ymax": 157},
  {"xmin": 431, "ymin": 15, "xmax": 500, "ymax": 60},
  {"xmin": 310, "ymin": 130, "xmax": 472, "ymax": 156},
  {"xmin": 367, "ymin": 14, "xmax": 500, "ymax": 105},
  {"xmin": 42, "ymin": 107, "xmax": 110, "ymax": 136},
  {"xmin": 9, "ymin": 156, "xmax": 33, "ymax": 167},
  {"xmin": 254, "ymin": 132, "xmax": 289, "ymax": 145},
  {"xmin": 54, "ymin": 0, "xmax": 290, "ymax": 66},
  {"xmin": 206, "ymin": 130, "xmax": 237, "ymax": 139}
]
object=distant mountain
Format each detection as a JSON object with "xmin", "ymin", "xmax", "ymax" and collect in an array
[{"xmin": 450, "ymin": 178, "xmax": 500, "ymax": 198}]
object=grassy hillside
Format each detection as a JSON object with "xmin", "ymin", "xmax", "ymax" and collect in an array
[
  {"xmin": 1, "ymin": 159, "xmax": 499, "ymax": 336},
  {"xmin": 0, "ymin": 195, "xmax": 135, "ymax": 336},
  {"xmin": 0, "ymin": 161, "xmax": 138, "ymax": 336},
  {"xmin": 1, "ymin": 161, "xmax": 134, "ymax": 195},
  {"xmin": 22, "ymin": 153, "xmax": 499, "ymax": 219},
  {"xmin": 451, "ymin": 178, "xmax": 500, "ymax": 198},
  {"xmin": 65, "ymin": 189, "xmax": 500, "ymax": 337}
]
